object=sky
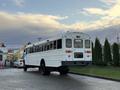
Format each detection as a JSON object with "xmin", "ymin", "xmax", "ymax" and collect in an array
[{"xmin": 0, "ymin": 0, "xmax": 120, "ymax": 48}]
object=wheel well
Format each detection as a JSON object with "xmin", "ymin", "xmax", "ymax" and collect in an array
[{"xmin": 40, "ymin": 59, "xmax": 45, "ymax": 65}]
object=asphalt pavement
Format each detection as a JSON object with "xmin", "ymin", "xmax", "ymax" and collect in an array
[{"xmin": 0, "ymin": 68, "xmax": 120, "ymax": 90}]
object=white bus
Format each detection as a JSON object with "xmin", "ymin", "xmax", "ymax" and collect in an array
[{"xmin": 23, "ymin": 31, "xmax": 92, "ymax": 75}]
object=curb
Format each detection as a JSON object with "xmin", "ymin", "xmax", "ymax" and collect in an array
[{"xmin": 69, "ymin": 72, "xmax": 120, "ymax": 82}]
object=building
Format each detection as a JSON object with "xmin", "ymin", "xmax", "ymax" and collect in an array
[
  {"xmin": 0, "ymin": 42, "xmax": 7, "ymax": 63},
  {"xmin": 14, "ymin": 46, "xmax": 25, "ymax": 60}
]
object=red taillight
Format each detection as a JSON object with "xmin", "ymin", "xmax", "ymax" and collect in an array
[
  {"xmin": 85, "ymin": 51, "xmax": 91, "ymax": 53},
  {"xmin": 65, "ymin": 50, "xmax": 72, "ymax": 53}
]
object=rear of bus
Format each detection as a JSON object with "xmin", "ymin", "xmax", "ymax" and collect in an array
[{"xmin": 62, "ymin": 32, "xmax": 92, "ymax": 66}]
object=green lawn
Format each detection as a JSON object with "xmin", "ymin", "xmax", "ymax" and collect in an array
[{"xmin": 69, "ymin": 66, "xmax": 120, "ymax": 80}]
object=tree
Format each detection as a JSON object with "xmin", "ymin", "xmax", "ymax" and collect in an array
[
  {"xmin": 103, "ymin": 38, "xmax": 112, "ymax": 65},
  {"xmin": 112, "ymin": 43, "xmax": 120, "ymax": 66},
  {"xmin": 94, "ymin": 38, "xmax": 103, "ymax": 65}
]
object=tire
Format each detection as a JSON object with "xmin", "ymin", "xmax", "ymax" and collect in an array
[
  {"xmin": 23, "ymin": 60, "xmax": 27, "ymax": 72},
  {"xmin": 40, "ymin": 60, "xmax": 50, "ymax": 75},
  {"xmin": 59, "ymin": 66, "xmax": 69, "ymax": 75}
]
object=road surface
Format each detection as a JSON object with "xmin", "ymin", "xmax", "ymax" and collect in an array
[{"xmin": 0, "ymin": 68, "xmax": 120, "ymax": 90}]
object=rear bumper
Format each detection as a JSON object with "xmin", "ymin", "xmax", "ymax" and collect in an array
[{"xmin": 61, "ymin": 61, "xmax": 92, "ymax": 66}]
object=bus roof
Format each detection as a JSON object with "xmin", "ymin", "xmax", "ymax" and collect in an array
[{"xmin": 25, "ymin": 31, "xmax": 91, "ymax": 48}]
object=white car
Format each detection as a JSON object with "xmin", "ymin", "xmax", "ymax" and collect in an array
[{"xmin": 14, "ymin": 59, "xmax": 23, "ymax": 68}]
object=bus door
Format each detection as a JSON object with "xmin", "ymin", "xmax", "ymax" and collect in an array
[{"xmin": 73, "ymin": 39, "xmax": 84, "ymax": 61}]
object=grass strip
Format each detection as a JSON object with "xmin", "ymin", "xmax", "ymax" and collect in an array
[{"xmin": 69, "ymin": 66, "xmax": 120, "ymax": 80}]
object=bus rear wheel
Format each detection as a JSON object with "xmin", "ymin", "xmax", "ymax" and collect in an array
[
  {"xmin": 59, "ymin": 66, "xmax": 69, "ymax": 75},
  {"xmin": 40, "ymin": 60, "xmax": 50, "ymax": 75}
]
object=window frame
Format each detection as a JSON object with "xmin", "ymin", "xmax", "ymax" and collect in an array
[
  {"xmin": 57, "ymin": 39, "xmax": 62, "ymax": 49},
  {"xmin": 66, "ymin": 39, "xmax": 72, "ymax": 48},
  {"xmin": 85, "ymin": 39, "xmax": 91, "ymax": 48},
  {"xmin": 74, "ymin": 39, "xmax": 83, "ymax": 48}
]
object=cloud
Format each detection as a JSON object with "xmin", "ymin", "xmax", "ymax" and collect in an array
[
  {"xmin": 0, "ymin": 12, "xmax": 68, "ymax": 32},
  {"xmin": 83, "ymin": 8, "xmax": 107, "ymax": 15},
  {"xmin": 67, "ymin": 18, "xmax": 120, "ymax": 31},
  {"xmin": 82, "ymin": 0, "xmax": 120, "ymax": 19},
  {"xmin": 0, "ymin": 11, "xmax": 120, "ymax": 34},
  {"xmin": 0, "ymin": 11, "xmax": 69, "ymax": 45},
  {"xmin": 0, "ymin": 11, "xmax": 120, "ymax": 46},
  {"xmin": 99, "ymin": 0, "xmax": 117, "ymax": 6},
  {"xmin": 12, "ymin": 0, "xmax": 25, "ymax": 7}
]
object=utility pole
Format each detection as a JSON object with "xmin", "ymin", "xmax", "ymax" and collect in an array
[{"xmin": 117, "ymin": 33, "xmax": 119, "ymax": 44}]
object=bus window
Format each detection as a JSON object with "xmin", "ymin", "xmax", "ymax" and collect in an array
[
  {"xmin": 57, "ymin": 39, "xmax": 62, "ymax": 49},
  {"xmin": 41, "ymin": 45, "xmax": 43, "ymax": 51},
  {"xmin": 33, "ymin": 46, "xmax": 36, "ymax": 52},
  {"xmin": 53, "ymin": 41, "xmax": 56, "ymax": 49},
  {"xmin": 66, "ymin": 39, "xmax": 72, "ymax": 48},
  {"xmin": 37, "ymin": 45, "xmax": 39, "ymax": 52},
  {"xmin": 27, "ymin": 48, "xmax": 30, "ymax": 54},
  {"xmin": 49, "ymin": 42, "xmax": 53, "ymax": 50},
  {"xmin": 35, "ymin": 46, "xmax": 37, "ymax": 52},
  {"xmin": 85, "ymin": 40, "xmax": 90, "ymax": 48},
  {"xmin": 37, "ymin": 45, "xmax": 40, "ymax": 52},
  {"xmin": 47, "ymin": 44, "xmax": 50, "ymax": 50},
  {"xmin": 29, "ymin": 47, "xmax": 32, "ymax": 53},
  {"xmin": 25, "ymin": 49, "xmax": 27, "ymax": 54},
  {"xmin": 39, "ymin": 46, "xmax": 41, "ymax": 52},
  {"xmin": 31, "ymin": 47, "xmax": 34, "ymax": 53},
  {"xmin": 44, "ymin": 44, "xmax": 46, "ymax": 51},
  {"xmin": 38, "ymin": 45, "xmax": 41, "ymax": 52},
  {"xmin": 74, "ymin": 39, "xmax": 83, "ymax": 48}
]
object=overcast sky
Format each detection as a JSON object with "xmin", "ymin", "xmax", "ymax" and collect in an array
[{"xmin": 0, "ymin": 0, "xmax": 120, "ymax": 48}]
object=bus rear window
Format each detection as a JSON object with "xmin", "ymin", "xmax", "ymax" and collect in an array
[
  {"xmin": 85, "ymin": 40, "xmax": 90, "ymax": 48},
  {"xmin": 74, "ymin": 39, "xmax": 83, "ymax": 48},
  {"xmin": 66, "ymin": 39, "xmax": 72, "ymax": 48}
]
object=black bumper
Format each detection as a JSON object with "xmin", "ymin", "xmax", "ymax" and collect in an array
[{"xmin": 61, "ymin": 61, "xmax": 92, "ymax": 66}]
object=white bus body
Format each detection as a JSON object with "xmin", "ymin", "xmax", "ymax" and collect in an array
[{"xmin": 23, "ymin": 32, "xmax": 92, "ymax": 74}]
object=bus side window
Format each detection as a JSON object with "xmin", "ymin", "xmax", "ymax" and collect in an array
[
  {"xmin": 31, "ymin": 47, "xmax": 34, "ymax": 53},
  {"xmin": 57, "ymin": 39, "xmax": 62, "ymax": 49},
  {"xmin": 37, "ymin": 45, "xmax": 39, "ymax": 52},
  {"xmin": 35, "ymin": 46, "xmax": 38, "ymax": 52},
  {"xmin": 47, "ymin": 43, "xmax": 50, "ymax": 51},
  {"xmin": 31, "ymin": 47, "xmax": 33, "ymax": 53},
  {"xmin": 49, "ymin": 42, "xmax": 53, "ymax": 50},
  {"xmin": 34, "ymin": 46, "xmax": 37, "ymax": 52},
  {"xmin": 29, "ymin": 47, "xmax": 31, "ymax": 53},
  {"xmin": 38, "ymin": 45, "xmax": 40, "ymax": 52},
  {"xmin": 41, "ymin": 45, "xmax": 43, "ymax": 51},
  {"xmin": 44, "ymin": 44, "xmax": 47, "ymax": 51},
  {"xmin": 33, "ymin": 46, "xmax": 36, "ymax": 53},
  {"xmin": 39, "ymin": 46, "xmax": 41, "ymax": 52},
  {"xmin": 27, "ymin": 48, "xmax": 29, "ymax": 54},
  {"xmin": 53, "ymin": 41, "xmax": 56, "ymax": 49}
]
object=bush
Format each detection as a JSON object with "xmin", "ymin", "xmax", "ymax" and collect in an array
[
  {"xmin": 103, "ymin": 38, "xmax": 112, "ymax": 65},
  {"xmin": 94, "ymin": 38, "xmax": 103, "ymax": 65}
]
